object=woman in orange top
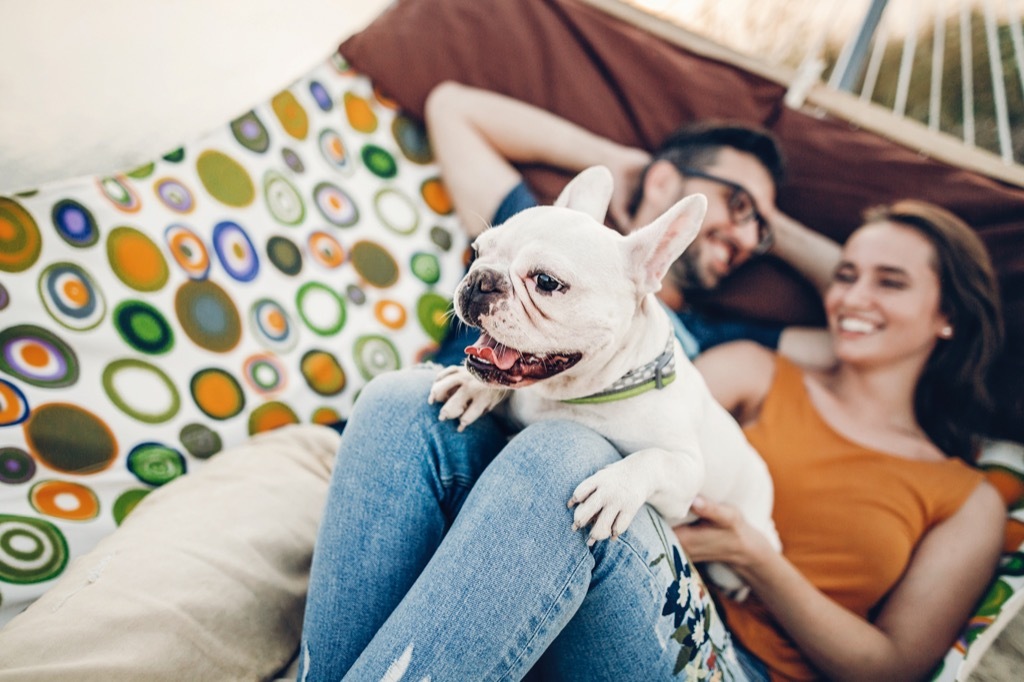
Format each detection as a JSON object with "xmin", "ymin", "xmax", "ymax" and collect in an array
[{"xmin": 684, "ymin": 200, "xmax": 1007, "ymax": 680}]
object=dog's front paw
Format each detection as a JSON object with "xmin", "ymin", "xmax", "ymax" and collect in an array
[
  {"xmin": 568, "ymin": 466, "xmax": 648, "ymax": 547},
  {"xmin": 428, "ymin": 365, "xmax": 507, "ymax": 431}
]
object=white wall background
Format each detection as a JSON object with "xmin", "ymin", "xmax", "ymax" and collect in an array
[{"xmin": 0, "ymin": 0, "xmax": 391, "ymax": 193}]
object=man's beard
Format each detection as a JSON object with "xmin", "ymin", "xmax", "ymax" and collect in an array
[{"xmin": 667, "ymin": 244, "xmax": 718, "ymax": 292}]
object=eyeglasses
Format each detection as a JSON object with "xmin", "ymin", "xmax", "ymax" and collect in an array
[{"xmin": 676, "ymin": 166, "xmax": 774, "ymax": 254}]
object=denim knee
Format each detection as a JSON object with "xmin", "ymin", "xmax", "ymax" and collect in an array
[
  {"xmin": 351, "ymin": 368, "xmax": 435, "ymax": 420},
  {"xmin": 509, "ymin": 419, "xmax": 619, "ymax": 469}
]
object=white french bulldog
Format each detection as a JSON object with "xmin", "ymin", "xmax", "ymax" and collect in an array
[{"xmin": 428, "ymin": 166, "xmax": 780, "ymax": 598}]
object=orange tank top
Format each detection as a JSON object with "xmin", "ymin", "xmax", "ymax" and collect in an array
[{"xmin": 721, "ymin": 356, "xmax": 983, "ymax": 681}]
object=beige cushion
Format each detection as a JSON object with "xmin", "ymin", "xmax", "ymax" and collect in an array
[{"xmin": 0, "ymin": 424, "xmax": 338, "ymax": 682}]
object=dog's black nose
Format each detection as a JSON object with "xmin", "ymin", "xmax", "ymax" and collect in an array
[
  {"xmin": 471, "ymin": 269, "xmax": 505, "ymax": 295},
  {"xmin": 460, "ymin": 268, "xmax": 509, "ymax": 326}
]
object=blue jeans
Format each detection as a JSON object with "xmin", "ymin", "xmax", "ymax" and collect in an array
[{"xmin": 298, "ymin": 369, "xmax": 762, "ymax": 681}]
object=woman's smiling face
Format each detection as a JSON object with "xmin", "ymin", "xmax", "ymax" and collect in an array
[{"xmin": 826, "ymin": 221, "xmax": 950, "ymax": 368}]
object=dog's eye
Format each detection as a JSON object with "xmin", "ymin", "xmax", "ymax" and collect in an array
[{"xmin": 535, "ymin": 273, "xmax": 564, "ymax": 293}]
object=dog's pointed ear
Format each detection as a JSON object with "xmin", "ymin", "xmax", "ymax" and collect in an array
[
  {"xmin": 554, "ymin": 166, "xmax": 613, "ymax": 223},
  {"xmin": 624, "ymin": 193, "xmax": 707, "ymax": 294}
]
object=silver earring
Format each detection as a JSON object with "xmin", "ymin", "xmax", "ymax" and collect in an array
[{"xmin": 940, "ymin": 326, "xmax": 953, "ymax": 339}]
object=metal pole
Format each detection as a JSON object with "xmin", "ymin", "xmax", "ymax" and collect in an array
[{"xmin": 836, "ymin": 0, "xmax": 891, "ymax": 92}]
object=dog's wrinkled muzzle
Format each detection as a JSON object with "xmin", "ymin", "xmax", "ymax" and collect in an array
[{"xmin": 458, "ymin": 268, "xmax": 510, "ymax": 328}]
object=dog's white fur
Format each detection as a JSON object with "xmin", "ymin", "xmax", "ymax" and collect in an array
[{"xmin": 428, "ymin": 166, "xmax": 780, "ymax": 597}]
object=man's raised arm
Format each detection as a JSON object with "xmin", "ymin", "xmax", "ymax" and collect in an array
[
  {"xmin": 766, "ymin": 210, "xmax": 841, "ymax": 297},
  {"xmin": 424, "ymin": 81, "xmax": 647, "ymax": 237}
]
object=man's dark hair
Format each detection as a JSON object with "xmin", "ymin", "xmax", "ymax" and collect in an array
[{"xmin": 626, "ymin": 121, "xmax": 786, "ymax": 217}]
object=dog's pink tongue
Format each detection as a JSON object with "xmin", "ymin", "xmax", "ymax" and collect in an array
[{"xmin": 465, "ymin": 333, "xmax": 520, "ymax": 370}]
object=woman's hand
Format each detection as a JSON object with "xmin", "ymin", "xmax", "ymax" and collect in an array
[
  {"xmin": 673, "ymin": 497, "xmax": 775, "ymax": 577},
  {"xmin": 606, "ymin": 145, "xmax": 651, "ymax": 233}
]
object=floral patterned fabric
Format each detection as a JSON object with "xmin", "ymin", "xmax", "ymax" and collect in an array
[
  {"xmin": 659, "ymin": 546, "xmax": 737, "ymax": 679},
  {"xmin": 645, "ymin": 510, "xmax": 747, "ymax": 681}
]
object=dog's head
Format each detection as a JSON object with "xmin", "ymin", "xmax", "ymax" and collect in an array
[{"xmin": 454, "ymin": 166, "xmax": 706, "ymax": 392}]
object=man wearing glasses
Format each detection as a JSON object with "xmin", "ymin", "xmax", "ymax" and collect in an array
[{"xmin": 425, "ymin": 81, "xmax": 839, "ymax": 364}]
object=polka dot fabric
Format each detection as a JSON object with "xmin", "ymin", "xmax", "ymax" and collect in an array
[{"xmin": 0, "ymin": 54, "xmax": 466, "ymax": 622}]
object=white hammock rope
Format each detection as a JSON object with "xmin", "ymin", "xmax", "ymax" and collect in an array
[
  {"xmin": 930, "ymin": 0, "xmax": 947, "ymax": 130},
  {"xmin": 961, "ymin": 0, "xmax": 979, "ymax": 146},
  {"xmin": 894, "ymin": 0, "xmax": 923, "ymax": 117},
  {"xmin": 860, "ymin": 9, "xmax": 892, "ymax": 102},
  {"xmin": 1009, "ymin": 0, "xmax": 1024, "ymax": 102},
  {"xmin": 983, "ymin": 0, "xmax": 1015, "ymax": 162}
]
